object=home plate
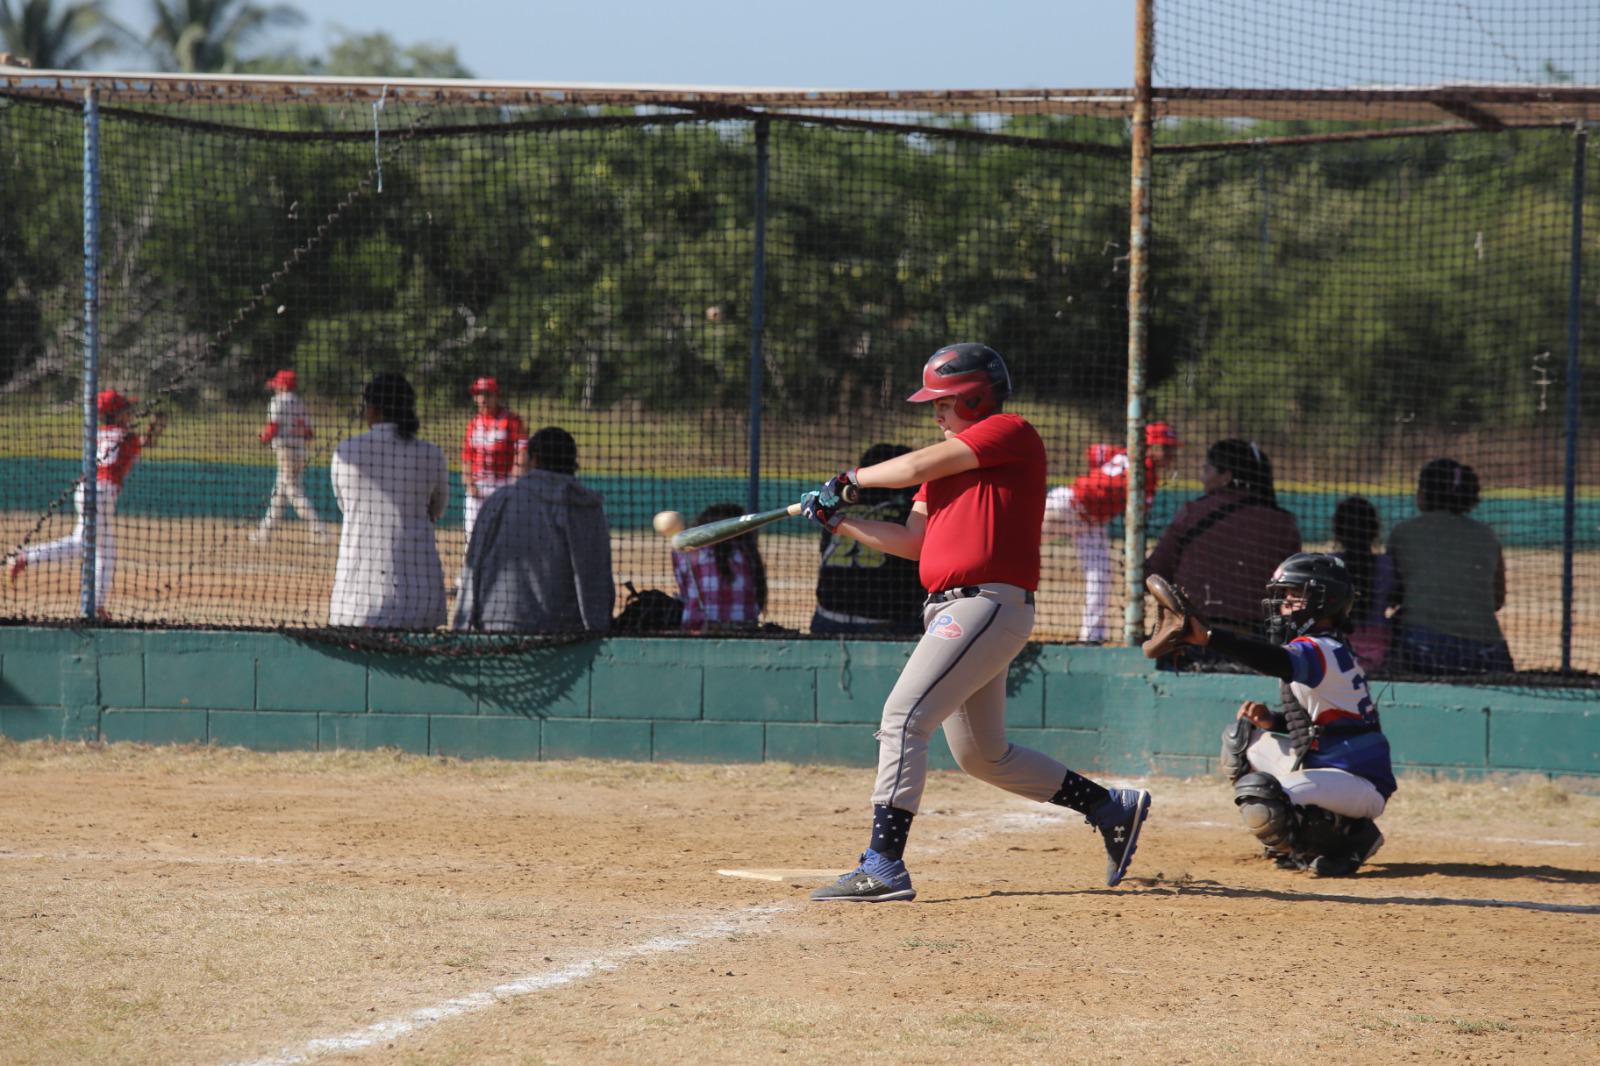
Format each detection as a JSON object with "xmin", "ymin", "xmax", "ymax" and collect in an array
[{"xmin": 718, "ymin": 868, "xmax": 842, "ymax": 882}]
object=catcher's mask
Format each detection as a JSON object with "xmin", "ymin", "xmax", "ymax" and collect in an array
[
  {"xmin": 905, "ymin": 343, "xmax": 1011, "ymax": 420},
  {"xmin": 1263, "ymin": 552, "xmax": 1355, "ymax": 643}
]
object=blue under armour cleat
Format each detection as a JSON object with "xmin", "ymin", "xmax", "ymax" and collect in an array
[
  {"xmin": 1089, "ymin": 788, "xmax": 1152, "ymax": 887},
  {"xmin": 809, "ymin": 848, "xmax": 917, "ymax": 902}
]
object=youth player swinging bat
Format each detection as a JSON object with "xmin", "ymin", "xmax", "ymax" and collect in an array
[{"xmin": 670, "ymin": 484, "xmax": 859, "ymax": 551}]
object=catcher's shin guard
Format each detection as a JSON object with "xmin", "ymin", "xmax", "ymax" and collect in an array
[
  {"xmin": 1220, "ymin": 717, "xmax": 1253, "ymax": 782},
  {"xmin": 1233, "ymin": 772, "xmax": 1297, "ymax": 854}
]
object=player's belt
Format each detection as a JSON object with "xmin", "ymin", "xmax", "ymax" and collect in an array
[
  {"xmin": 926, "ymin": 585, "xmax": 1034, "ymax": 606},
  {"xmin": 814, "ymin": 606, "xmax": 893, "ymax": 626}
]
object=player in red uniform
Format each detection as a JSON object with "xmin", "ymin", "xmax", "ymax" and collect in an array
[
  {"xmin": 459, "ymin": 377, "xmax": 529, "ymax": 543},
  {"xmin": 800, "ymin": 344, "xmax": 1152, "ymax": 902},
  {"xmin": 7, "ymin": 389, "xmax": 163, "ymax": 616},
  {"xmin": 1043, "ymin": 422, "xmax": 1181, "ymax": 642}
]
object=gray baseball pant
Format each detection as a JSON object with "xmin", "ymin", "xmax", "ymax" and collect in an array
[{"xmin": 871, "ymin": 583, "xmax": 1069, "ymax": 813}]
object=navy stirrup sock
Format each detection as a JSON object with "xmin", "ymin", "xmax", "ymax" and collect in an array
[
  {"xmin": 1049, "ymin": 771, "xmax": 1111, "ymax": 816},
  {"xmin": 869, "ymin": 805, "xmax": 915, "ymax": 861}
]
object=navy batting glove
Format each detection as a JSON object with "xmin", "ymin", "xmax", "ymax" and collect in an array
[
  {"xmin": 818, "ymin": 468, "xmax": 860, "ymax": 508},
  {"xmin": 799, "ymin": 490, "xmax": 843, "ymax": 531}
]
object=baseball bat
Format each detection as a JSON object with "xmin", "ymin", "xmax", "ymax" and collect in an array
[
  {"xmin": 671, "ymin": 503, "xmax": 802, "ymax": 550},
  {"xmin": 670, "ymin": 485, "xmax": 859, "ymax": 551}
]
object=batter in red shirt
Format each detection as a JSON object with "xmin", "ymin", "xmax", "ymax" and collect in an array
[
  {"xmin": 799, "ymin": 343, "xmax": 1153, "ymax": 903},
  {"xmin": 460, "ymin": 376, "xmax": 529, "ymax": 542}
]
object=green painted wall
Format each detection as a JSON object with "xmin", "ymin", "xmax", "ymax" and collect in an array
[
  {"xmin": 0, "ymin": 626, "xmax": 1594, "ymax": 778},
  {"xmin": 7, "ymin": 458, "xmax": 1599, "ymax": 545}
]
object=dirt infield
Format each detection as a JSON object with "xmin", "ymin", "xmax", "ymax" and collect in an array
[
  {"xmin": 3, "ymin": 511, "xmax": 1595, "ymax": 673},
  {"xmin": 0, "ymin": 742, "xmax": 1595, "ymax": 1066}
]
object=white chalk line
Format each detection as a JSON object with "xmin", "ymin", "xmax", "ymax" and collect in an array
[
  {"xmin": 225, "ymin": 800, "xmax": 1067, "ymax": 1065},
  {"xmin": 223, "ymin": 904, "xmax": 790, "ymax": 1066}
]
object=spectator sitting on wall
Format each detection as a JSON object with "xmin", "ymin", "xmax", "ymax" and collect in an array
[
  {"xmin": 1145, "ymin": 438, "xmax": 1301, "ymax": 659},
  {"xmin": 454, "ymin": 426, "xmax": 614, "ymax": 635},
  {"xmin": 1331, "ymin": 495, "xmax": 1396, "ymax": 672},
  {"xmin": 673, "ymin": 501, "xmax": 767, "ymax": 633},
  {"xmin": 330, "ymin": 372, "xmax": 450, "ymax": 629},
  {"xmin": 1386, "ymin": 458, "xmax": 1513, "ymax": 676},
  {"xmin": 810, "ymin": 443, "xmax": 925, "ymax": 637}
]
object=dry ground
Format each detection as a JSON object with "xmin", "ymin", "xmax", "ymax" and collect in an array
[
  {"xmin": 0, "ymin": 742, "xmax": 1596, "ymax": 1066},
  {"xmin": 3, "ymin": 511, "xmax": 1595, "ymax": 672}
]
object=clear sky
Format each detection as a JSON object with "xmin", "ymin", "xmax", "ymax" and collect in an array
[{"xmin": 97, "ymin": 0, "xmax": 1136, "ymax": 89}]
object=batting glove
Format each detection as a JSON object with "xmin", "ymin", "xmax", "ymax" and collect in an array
[
  {"xmin": 817, "ymin": 468, "xmax": 860, "ymax": 508},
  {"xmin": 799, "ymin": 490, "xmax": 844, "ymax": 531}
]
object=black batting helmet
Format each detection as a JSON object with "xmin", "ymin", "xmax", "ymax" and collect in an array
[
  {"xmin": 1263, "ymin": 552, "xmax": 1356, "ymax": 642},
  {"xmin": 905, "ymin": 343, "xmax": 1011, "ymax": 420}
]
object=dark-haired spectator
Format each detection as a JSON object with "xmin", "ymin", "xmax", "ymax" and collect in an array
[
  {"xmin": 673, "ymin": 501, "xmax": 767, "ymax": 632},
  {"xmin": 1331, "ymin": 496, "xmax": 1396, "ymax": 671},
  {"xmin": 1386, "ymin": 458, "xmax": 1513, "ymax": 675},
  {"xmin": 1146, "ymin": 438, "xmax": 1301, "ymax": 646},
  {"xmin": 453, "ymin": 426, "xmax": 614, "ymax": 634},
  {"xmin": 330, "ymin": 372, "xmax": 449, "ymax": 628},
  {"xmin": 811, "ymin": 443, "xmax": 925, "ymax": 636}
]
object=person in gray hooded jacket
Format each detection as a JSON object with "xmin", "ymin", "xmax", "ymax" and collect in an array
[{"xmin": 452, "ymin": 426, "xmax": 614, "ymax": 634}]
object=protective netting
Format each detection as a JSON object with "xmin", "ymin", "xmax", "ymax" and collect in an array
[
  {"xmin": 1150, "ymin": 0, "xmax": 1599, "ymax": 680},
  {"xmin": 2, "ymin": 35, "xmax": 1597, "ymax": 683},
  {"xmin": 0, "ymin": 93, "xmax": 1131, "ymax": 648},
  {"xmin": 1154, "ymin": 0, "xmax": 1600, "ymax": 90}
]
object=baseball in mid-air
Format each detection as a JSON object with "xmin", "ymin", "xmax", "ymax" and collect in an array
[{"xmin": 652, "ymin": 510, "xmax": 685, "ymax": 537}]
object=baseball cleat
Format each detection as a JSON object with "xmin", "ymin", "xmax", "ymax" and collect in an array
[
  {"xmin": 6, "ymin": 554, "xmax": 25, "ymax": 584},
  {"xmin": 1089, "ymin": 787, "xmax": 1152, "ymax": 887},
  {"xmin": 1309, "ymin": 822, "xmax": 1384, "ymax": 878},
  {"xmin": 809, "ymin": 849, "xmax": 916, "ymax": 902}
]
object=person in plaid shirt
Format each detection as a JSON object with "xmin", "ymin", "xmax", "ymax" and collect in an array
[{"xmin": 672, "ymin": 501, "xmax": 767, "ymax": 632}]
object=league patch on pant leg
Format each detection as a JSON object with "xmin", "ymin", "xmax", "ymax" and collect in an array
[{"xmin": 929, "ymin": 613, "xmax": 963, "ymax": 639}]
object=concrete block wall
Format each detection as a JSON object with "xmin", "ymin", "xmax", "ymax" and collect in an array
[{"xmin": 0, "ymin": 627, "xmax": 1595, "ymax": 779}]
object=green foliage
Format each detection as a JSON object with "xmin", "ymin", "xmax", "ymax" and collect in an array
[
  {"xmin": 143, "ymin": 0, "xmax": 304, "ymax": 73},
  {"xmin": 0, "ymin": 100, "xmax": 1591, "ymax": 439},
  {"xmin": 0, "ymin": 0, "xmax": 121, "ymax": 69}
]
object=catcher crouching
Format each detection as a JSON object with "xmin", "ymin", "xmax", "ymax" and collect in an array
[{"xmin": 1143, "ymin": 553, "xmax": 1395, "ymax": 876}]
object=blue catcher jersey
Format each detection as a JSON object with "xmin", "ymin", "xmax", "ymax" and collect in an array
[{"xmin": 1283, "ymin": 634, "xmax": 1396, "ymax": 797}]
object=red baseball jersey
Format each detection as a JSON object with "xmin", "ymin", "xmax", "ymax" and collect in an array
[
  {"xmin": 1070, "ymin": 447, "xmax": 1160, "ymax": 524},
  {"xmin": 461, "ymin": 410, "xmax": 529, "ymax": 480},
  {"xmin": 914, "ymin": 413, "xmax": 1047, "ymax": 592},
  {"xmin": 96, "ymin": 426, "xmax": 141, "ymax": 488}
]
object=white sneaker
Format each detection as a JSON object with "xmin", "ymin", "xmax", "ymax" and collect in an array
[{"xmin": 248, "ymin": 528, "xmax": 269, "ymax": 544}]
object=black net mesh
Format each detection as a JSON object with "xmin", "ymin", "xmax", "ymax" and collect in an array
[
  {"xmin": 3, "ymin": 27, "xmax": 1598, "ymax": 684},
  {"xmin": 1150, "ymin": 1, "xmax": 1599, "ymax": 681},
  {"xmin": 0, "ymin": 93, "xmax": 1131, "ymax": 649}
]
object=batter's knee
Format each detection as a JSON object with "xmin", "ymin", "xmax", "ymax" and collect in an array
[{"xmin": 1233, "ymin": 772, "xmax": 1296, "ymax": 854}]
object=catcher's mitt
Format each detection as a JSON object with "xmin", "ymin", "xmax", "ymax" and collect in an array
[{"xmin": 1140, "ymin": 574, "xmax": 1207, "ymax": 658}]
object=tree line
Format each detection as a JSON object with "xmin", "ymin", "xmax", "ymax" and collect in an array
[{"xmin": 0, "ymin": 90, "xmax": 1591, "ymax": 440}]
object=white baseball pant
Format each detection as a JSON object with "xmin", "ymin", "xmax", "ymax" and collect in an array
[
  {"xmin": 1043, "ymin": 486, "xmax": 1111, "ymax": 642},
  {"xmin": 1245, "ymin": 731, "xmax": 1387, "ymax": 820},
  {"xmin": 259, "ymin": 445, "xmax": 325, "ymax": 538},
  {"xmin": 463, "ymin": 476, "xmax": 513, "ymax": 542},
  {"xmin": 22, "ymin": 482, "xmax": 119, "ymax": 608}
]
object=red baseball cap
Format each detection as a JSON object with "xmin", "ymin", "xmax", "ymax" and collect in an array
[
  {"xmin": 267, "ymin": 369, "xmax": 297, "ymax": 391},
  {"xmin": 1146, "ymin": 421, "xmax": 1180, "ymax": 446},
  {"xmin": 469, "ymin": 376, "xmax": 499, "ymax": 395},
  {"xmin": 96, "ymin": 389, "xmax": 134, "ymax": 419}
]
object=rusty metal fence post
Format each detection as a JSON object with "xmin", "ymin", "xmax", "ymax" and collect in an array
[{"xmin": 1123, "ymin": 0, "xmax": 1155, "ymax": 646}]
